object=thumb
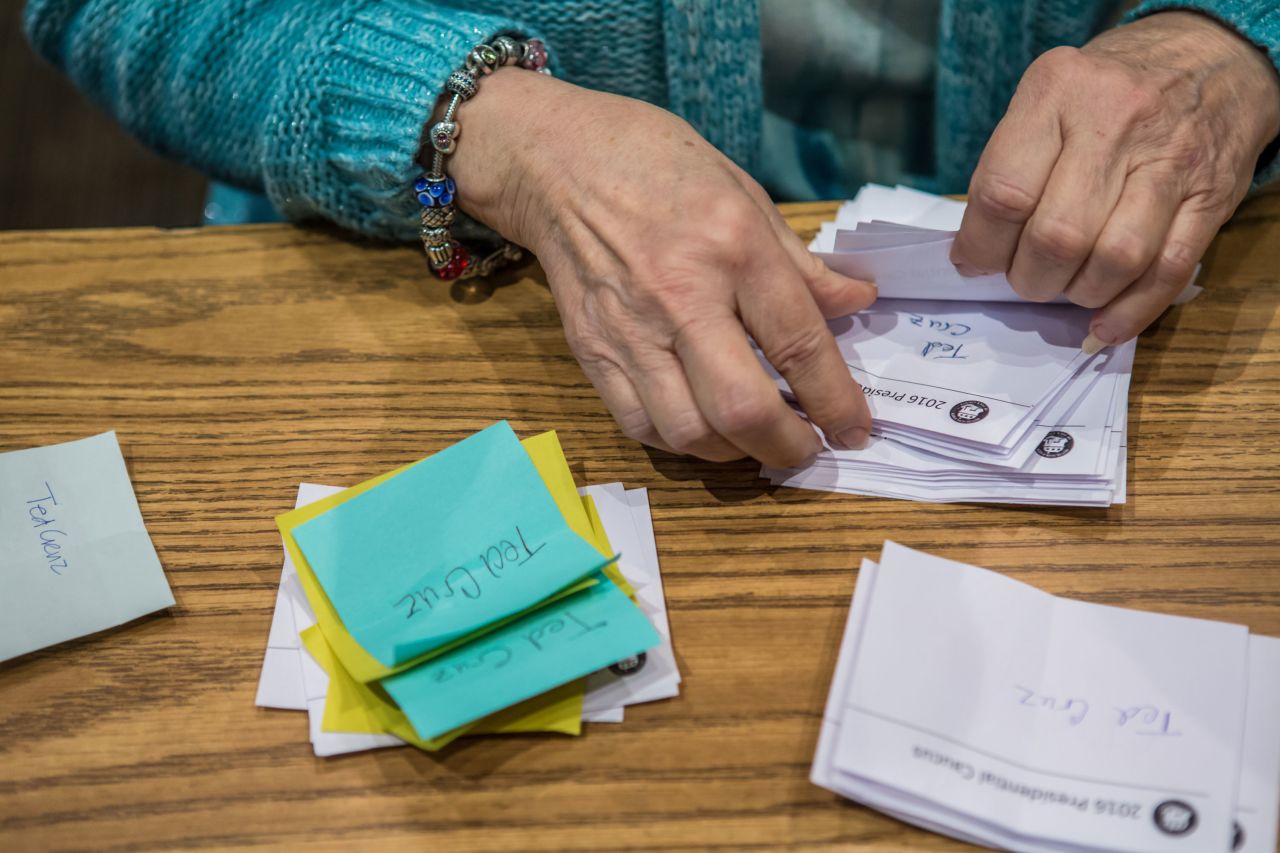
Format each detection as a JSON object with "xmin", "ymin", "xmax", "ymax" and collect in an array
[{"xmin": 805, "ymin": 264, "xmax": 878, "ymax": 319}]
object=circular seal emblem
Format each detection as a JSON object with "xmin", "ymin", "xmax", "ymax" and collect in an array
[
  {"xmin": 949, "ymin": 400, "xmax": 989, "ymax": 424},
  {"xmin": 1035, "ymin": 431, "xmax": 1074, "ymax": 458},
  {"xmin": 609, "ymin": 652, "xmax": 647, "ymax": 677},
  {"xmin": 1153, "ymin": 800, "xmax": 1198, "ymax": 837}
]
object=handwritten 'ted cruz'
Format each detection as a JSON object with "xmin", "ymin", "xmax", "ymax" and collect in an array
[
  {"xmin": 27, "ymin": 481, "xmax": 69, "ymax": 575},
  {"xmin": 394, "ymin": 525, "xmax": 547, "ymax": 619},
  {"xmin": 429, "ymin": 608, "xmax": 610, "ymax": 684},
  {"xmin": 1014, "ymin": 684, "xmax": 1183, "ymax": 736}
]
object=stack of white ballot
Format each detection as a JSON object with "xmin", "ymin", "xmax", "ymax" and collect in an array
[
  {"xmin": 255, "ymin": 482, "xmax": 680, "ymax": 756},
  {"xmin": 814, "ymin": 542, "xmax": 1280, "ymax": 853},
  {"xmin": 759, "ymin": 184, "xmax": 1200, "ymax": 507}
]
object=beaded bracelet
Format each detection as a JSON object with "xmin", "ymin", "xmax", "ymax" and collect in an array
[{"xmin": 415, "ymin": 35, "xmax": 550, "ymax": 280}]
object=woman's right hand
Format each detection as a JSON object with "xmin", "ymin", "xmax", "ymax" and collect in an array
[{"xmin": 446, "ymin": 68, "xmax": 876, "ymax": 467}]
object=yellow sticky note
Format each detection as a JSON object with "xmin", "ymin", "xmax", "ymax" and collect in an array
[
  {"xmin": 302, "ymin": 626, "xmax": 582, "ymax": 749},
  {"xmin": 276, "ymin": 431, "xmax": 605, "ymax": 683},
  {"xmin": 523, "ymin": 430, "xmax": 594, "ymax": 542},
  {"xmin": 522, "ymin": 430, "xmax": 634, "ymax": 597}
]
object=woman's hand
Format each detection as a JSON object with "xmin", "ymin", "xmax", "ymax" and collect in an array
[
  {"xmin": 446, "ymin": 69, "xmax": 876, "ymax": 466},
  {"xmin": 951, "ymin": 12, "xmax": 1280, "ymax": 351}
]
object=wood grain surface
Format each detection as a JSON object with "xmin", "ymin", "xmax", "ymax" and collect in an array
[{"xmin": 1, "ymin": 196, "xmax": 1278, "ymax": 852}]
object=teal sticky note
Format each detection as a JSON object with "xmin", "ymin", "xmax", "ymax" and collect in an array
[
  {"xmin": 0, "ymin": 432, "xmax": 174, "ymax": 662},
  {"xmin": 292, "ymin": 422, "xmax": 615, "ymax": 667},
  {"xmin": 382, "ymin": 577, "xmax": 660, "ymax": 739}
]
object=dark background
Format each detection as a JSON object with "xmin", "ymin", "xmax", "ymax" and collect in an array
[{"xmin": 1, "ymin": 1, "xmax": 207, "ymax": 230}]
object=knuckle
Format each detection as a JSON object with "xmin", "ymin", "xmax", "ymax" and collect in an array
[
  {"xmin": 797, "ymin": 246, "xmax": 833, "ymax": 284},
  {"xmin": 970, "ymin": 176, "xmax": 1039, "ymax": 225},
  {"xmin": 1032, "ymin": 46, "xmax": 1085, "ymax": 80},
  {"xmin": 696, "ymin": 194, "xmax": 759, "ymax": 252},
  {"xmin": 709, "ymin": 390, "xmax": 779, "ymax": 441},
  {"xmin": 1020, "ymin": 46, "xmax": 1085, "ymax": 96},
  {"xmin": 1157, "ymin": 240, "xmax": 1200, "ymax": 289},
  {"xmin": 616, "ymin": 409, "xmax": 657, "ymax": 445},
  {"xmin": 568, "ymin": 330, "xmax": 615, "ymax": 366},
  {"xmin": 774, "ymin": 445, "xmax": 817, "ymax": 470},
  {"xmin": 662, "ymin": 414, "xmax": 719, "ymax": 457},
  {"xmin": 1093, "ymin": 229, "xmax": 1151, "ymax": 282},
  {"xmin": 1006, "ymin": 272, "xmax": 1059, "ymax": 303},
  {"xmin": 632, "ymin": 270, "xmax": 703, "ymax": 328},
  {"xmin": 1024, "ymin": 218, "xmax": 1092, "ymax": 265},
  {"xmin": 1064, "ymin": 281, "xmax": 1111, "ymax": 309},
  {"xmin": 766, "ymin": 325, "xmax": 829, "ymax": 379}
]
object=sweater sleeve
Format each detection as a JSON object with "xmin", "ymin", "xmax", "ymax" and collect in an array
[
  {"xmin": 1126, "ymin": 0, "xmax": 1280, "ymax": 189},
  {"xmin": 24, "ymin": 0, "xmax": 545, "ymax": 240}
]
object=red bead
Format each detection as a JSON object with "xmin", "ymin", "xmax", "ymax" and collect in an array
[{"xmin": 433, "ymin": 244, "xmax": 470, "ymax": 280}]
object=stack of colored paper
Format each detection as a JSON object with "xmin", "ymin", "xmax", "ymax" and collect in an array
[
  {"xmin": 254, "ymin": 423, "xmax": 679, "ymax": 756},
  {"xmin": 814, "ymin": 542, "xmax": 1280, "ymax": 852},
  {"xmin": 758, "ymin": 184, "xmax": 1200, "ymax": 507}
]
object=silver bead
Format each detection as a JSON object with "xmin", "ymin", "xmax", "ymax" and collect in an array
[
  {"xmin": 419, "ymin": 205, "xmax": 456, "ymax": 228},
  {"xmin": 420, "ymin": 226, "xmax": 450, "ymax": 246},
  {"xmin": 428, "ymin": 120, "xmax": 459, "ymax": 154},
  {"xmin": 426, "ymin": 243, "xmax": 454, "ymax": 267},
  {"xmin": 444, "ymin": 71, "xmax": 477, "ymax": 100},
  {"xmin": 491, "ymin": 36, "xmax": 519, "ymax": 66},
  {"xmin": 466, "ymin": 44, "xmax": 499, "ymax": 75}
]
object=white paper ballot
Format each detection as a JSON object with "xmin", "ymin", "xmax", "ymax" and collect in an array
[
  {"xmin": 581, "ymin": 484, "xmax": 682, "ymax": 714},
  {"xmin": 812, "ymin": 543, "xmax": 1278, "ymax": 853},
  {"xmin": 812, "ymin": 185, "xmax": 1201, "ymax": 304},
  {"xmin": 813, "ymin": 299, "xmax": 1091, "ymax": 449},
  {"xmin": 767, "ymin": 339, "xmax": 1135, "ymax": 507},
  {"xmin": 761, "ymin": 184, "xmax": 1167, "ymax": 507},
  {"xmin": 1235, "ymin": 635, "xmax": 1280, "ymax": 853}
]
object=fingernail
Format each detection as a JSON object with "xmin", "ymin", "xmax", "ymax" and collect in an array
[
  {"xmin": 954, "ymin": 262, "xmax": 983, "ymax": 278},
  {"xmin": 830, "ymin": 427, "xmax": 869, "ymax": 450},
  {"xmin": 1081, "ymin": 330, "xmax": 1110, "ymax": 355}
]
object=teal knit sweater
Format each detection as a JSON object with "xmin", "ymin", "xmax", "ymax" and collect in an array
[{"xmin": 24, "ymin": 0, "xmax": 1280, "ymax": 241}]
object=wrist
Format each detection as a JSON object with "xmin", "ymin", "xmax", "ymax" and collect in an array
[{"xmin": 418, "ymin": 66, "xmax": 567, "ymax": 249}]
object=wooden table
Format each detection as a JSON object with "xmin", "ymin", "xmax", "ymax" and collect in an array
[{"xmin": 2, "ymin": 195, "xmax": 1278, "ymax": 852}]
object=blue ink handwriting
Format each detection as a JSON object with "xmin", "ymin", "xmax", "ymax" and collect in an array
[{"xmin": 27, "ymin": 482, "xmax": 68, "ymax": 575}]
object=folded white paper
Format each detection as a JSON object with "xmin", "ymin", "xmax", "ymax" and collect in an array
[
  {"xmin": 812, "ymin": 185, "xmax": 1201, "ymax": 304},
  {"xmin": 813, "ymin": 542, "xmax": 1280, "ymax": 853},
  {"xmin": 761, "ymin": 184, "xmax": 1175, "ymax": 506},
  {"xmin": 581, "ymin": 484, "xmax": 682, "ymax": 714}
]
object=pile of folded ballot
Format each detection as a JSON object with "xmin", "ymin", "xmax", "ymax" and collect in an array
[
  {"xmin": 814, "ymin": 542, "xmax": 1280, "ymax": 853},
  {"xmin": 757, "ymin": 185, "xmax": 1199, "ymax": 507}
]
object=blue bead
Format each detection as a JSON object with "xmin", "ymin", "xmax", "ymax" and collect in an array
[
  {"xmin": 417, "ymin": 192, "xmax": 433, "ymax": 206},
  {"xmin": 439, "ymin": 192, "xmax": 453, "ymax": 205},
  {"xmin": 413, "ymin": 177, "xmax": 428, "ymax": 192}
]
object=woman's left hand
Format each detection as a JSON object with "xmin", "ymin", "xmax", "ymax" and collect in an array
[{"xmin": 951, "ymin": 11, "xmax": 1280, "ymax": 351}]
